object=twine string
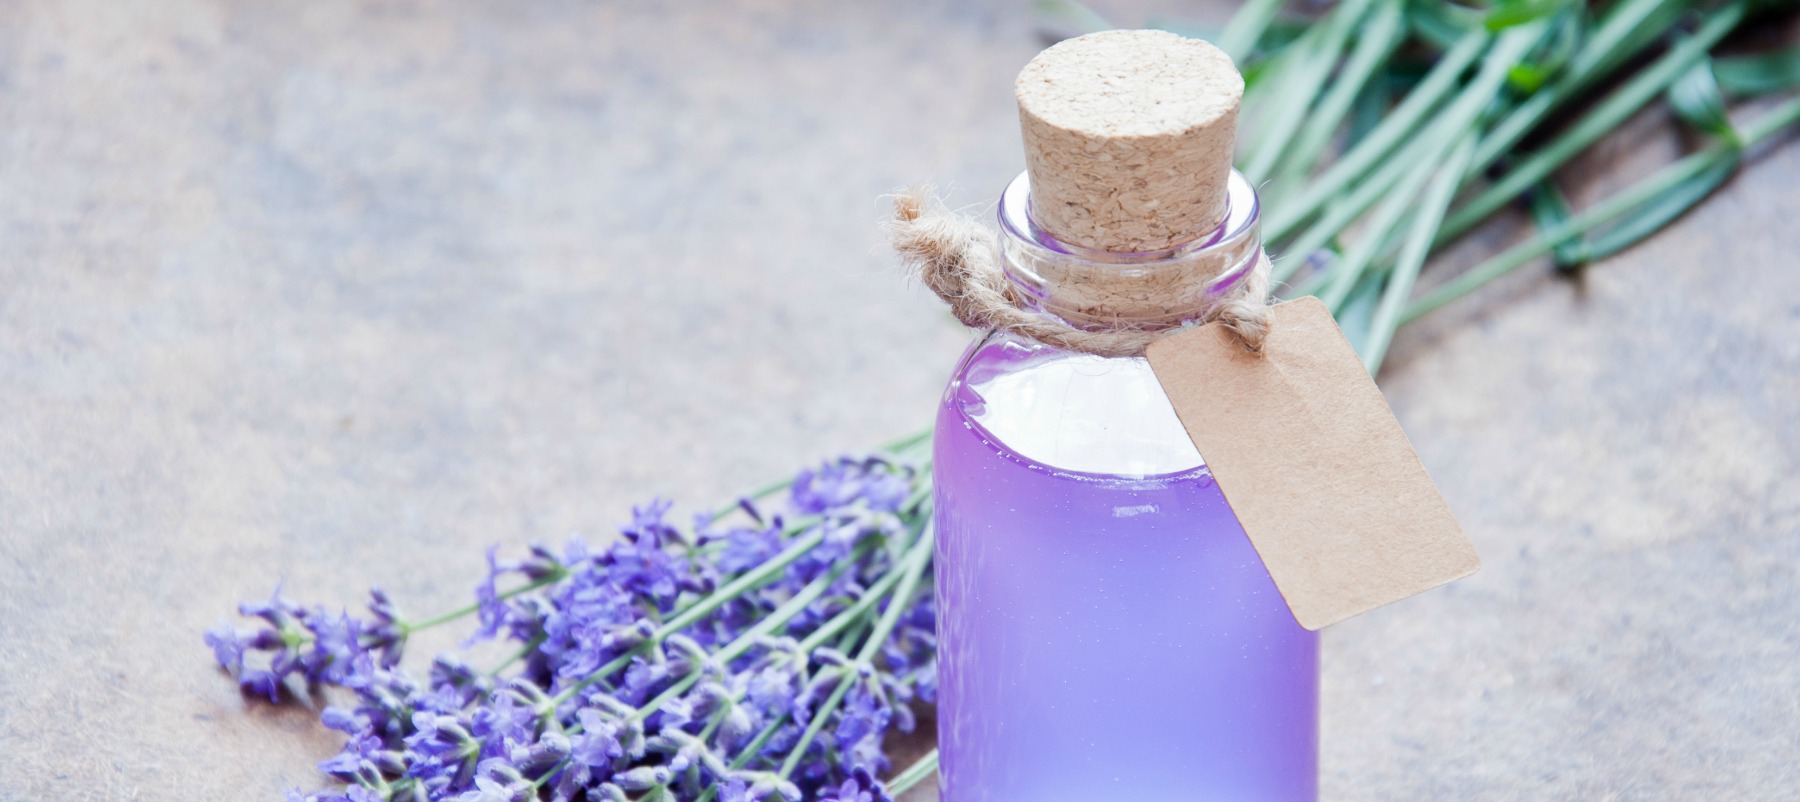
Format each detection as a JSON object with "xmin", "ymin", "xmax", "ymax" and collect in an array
[{"xmin": 886, "ymin": 187, "xmax": 1273, "ymax": 358}]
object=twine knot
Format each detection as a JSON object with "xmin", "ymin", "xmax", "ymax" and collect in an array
[{"xmin": 886, "ymin": 187, "xmax": 1273, "ymax": 358}]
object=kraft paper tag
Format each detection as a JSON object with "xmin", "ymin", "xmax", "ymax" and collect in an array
[{"xmin": 1145, "ymin": 296, "xmax": 1478, "ymax": 630}]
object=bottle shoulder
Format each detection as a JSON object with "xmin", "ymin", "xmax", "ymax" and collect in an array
[{"xmin": 941, "ymin": 331, "xmax": 1204, "ymax": 478}]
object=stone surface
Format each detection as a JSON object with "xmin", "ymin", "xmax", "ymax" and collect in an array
[{"xmin": 0, "ymin": 1, "xmax": 1795, "ymax": 801}]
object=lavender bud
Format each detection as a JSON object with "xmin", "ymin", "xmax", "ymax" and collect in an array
[
  {"xmin": 316, "ymin": 752, "xmax": 361, "ymax": 782},
  {"xmin": 430, "ymin": 654, "xmax": 481, "ymax": 691},
  {"xmin": 372, "ymin": 750, "xmax": 407, "ymax": 776},
  {"xmin": 665, "ymin": 634, "xmax": 707, "ymax": 665},
  {"xmin": 721, "ymin": 704, "xmax": 754, "ymax": 747},
  {"xmin": 203, "ymin": 626, "xmax": 247, "ymax": 674},
  {"xmin": 744, "ymin": 772, "xmax": 804, "ymax": 802},
  {"xmin": 619, "ymin": 718, "xmax": 647, "ymax": 759},
  {"xmin": 589, "ymin": 785, "xmax": 629, "ymax": 802},
  {"xmin": 354, "ymin": 759, "xmax": 385, "ymax": 787},
  {"xmin": 479, "ymin": 758, "xmax": 525, "ymax": 786},
  {"xmin": 891, "ymin": 699, "xmax": 917, "ymax": 734},
  {"xmin": 366, "ymin": 587, "xmax": 402, "ymax": 624},
  {"xmin": 699, "ymin": 747, "xmax": 731, "ymax": 780},
  {"xmin": 320, "ymin": 706, "xmax": 366, "ymax": 734},
  {"xmin": 796, "ymin": 669, "xmax": 845, "ymax": 721},
  {"xmin": 738, "ymin": 498, "xmax": 764, "ymax": 524},
  {"xmin": 694, "ymin": 681, "xmax": 732, "ymax": 706},
  {"xmin": 504, "ymin": 676, "xmax": 551, "ymax": 706},
  {"xmin": 586, "ymin": 693, "xmax": 637, "ymax": 720},
  {"xmin": 521, "ymin": 544, "xmax": 566, "ymax": 581},
  {"xmin": 511, "ymin": 731, "xmax": 570, "ymax": 774},
  {"xmin": 615, "ymin": 766, "xmax": 671, "ymax": 791},
  {"xmin": 600, "ymin": 620, "xmax": 654, "ymax": 651},
  {"xmin": 813, "ymin": 648, "xmax": 851, "ymax": 668},
  {"xmin": 432, "ymin": 718, "xmax": 473, "ymax": 745}
]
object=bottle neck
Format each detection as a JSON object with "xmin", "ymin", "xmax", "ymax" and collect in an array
[{"xmin": 995, "ymin": 169, "xmax": 1262, "ymax": 333}]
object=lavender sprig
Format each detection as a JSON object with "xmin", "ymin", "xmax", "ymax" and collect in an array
[{"xmin": 209, "ymin": 453, "xmax": 934, "ymax": 802}]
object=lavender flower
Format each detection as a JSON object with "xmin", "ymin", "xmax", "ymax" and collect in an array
[
  {"xmin": 470, "ymin": 546, "xmax": 512, "ymax": 644},
  {"xmin": 207, "ymin": 454, "xmax": 936, "ymax": 801},
  {"xmin": 817, "ymin": 767, "xmax": 895, "ymax": 802}
]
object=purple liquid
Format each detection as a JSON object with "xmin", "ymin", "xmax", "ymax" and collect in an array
[{"xmin": 933, "ymin": 334, "xmax": 1318, "ymax": 802}]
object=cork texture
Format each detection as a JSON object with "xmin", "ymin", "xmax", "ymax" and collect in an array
[{"xmin": 1016, "ymin": 29, "xmax": 1242, "ymax": 252}]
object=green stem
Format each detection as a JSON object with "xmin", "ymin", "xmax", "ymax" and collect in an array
[
  {"xmin": 645, "ymin": 524, "xmax": 936, "ymax": 802},
  {"xmin": 1316, "ymin": 150, "xmax": 1441, "ymax": 309},
  {"xmin": 1241, "ymin": 0, "xmax": 1373, "ymax": 183},
  {"xmin": 689, "ymin": 711, "xmax": 793, "ymax": 802},
  {"xmin": 776, "ymin": 668, "xmax": 856, "ymax": 780},
  {"xmin": 707, "ymin": 429, "xmax": 932, "ymax": 522},
  {"xmin": 1361, "ymin": 133, "xmax": 1477, "ymax": 374},
  {"xmin": 1466, "ymin": 0, "xmax": 1684, "ymax": 179},
  {"xmin": 1404, "ymin": 94, "xmax": 1800, "ymax": 322},
  {"xmin": 403, "ymin": 573, "xmax": 564, "ymax": 633},
  {"xmin": 1274, "ymin": 143, "xmax": 1413, "ymax": 284},
  {"xmin": 886, "ymin": 749, "xmax": 939, "ymax": 796},
  {"xmin": 1270, "ymin": 0, "xmax": 1405, "ymax": 188},
  {"xmin": 777, "ymin": 528, "xmax": 935, "ymax": 780},
  {"xmin": 1265, "ymin": 28, "xmax": 1491, "ymax": 241},
  {"xmin": 689, "ymin": 526, "xmax": 931, "ymax": 799},
  {"xmin": 852, "ymin": 531, "xmax": 933, "ymax": 664},
  {"xmin": 1308, "ymin": 1, "xmax": 1731, "ymax": 290},
  {"xmin": 1216, "ymin": 0, "xmax": 1286, "ymax": 61},
  {"xmin": 1316, "ymin": 24, "xmax": 1544, "ymax": 308},
  {"xmin": 798, "ymin": 525, "xmax": 932, "ymax": 653},
  {"xmin": 628, "ymin": 543, "xmax": 873, "ymax": 723},
  {"xmin": 1440, "ymin": 2, "xmax": 1748, "ymax": 244},
  {"xmin": 551, "ymin": 523, "xmax": 832, "ymax": 706}
]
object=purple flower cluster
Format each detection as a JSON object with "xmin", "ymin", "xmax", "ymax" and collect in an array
[
  {"xmin": 208, "ymin": 455, "xmax": 934, "ymax": 802},
  {"xmin": 206, "ymin": 585, "xmax": 406, "ymax": 702}
]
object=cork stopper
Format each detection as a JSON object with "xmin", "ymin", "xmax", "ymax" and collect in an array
[{"xmin": 1016, "ymin": 30, "xmax": 1243, "ymax": 253}]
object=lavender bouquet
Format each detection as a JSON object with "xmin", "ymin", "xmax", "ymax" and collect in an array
[{"xmin": 206, "ymin": 447, "xmax": 940, "ymax": 802}]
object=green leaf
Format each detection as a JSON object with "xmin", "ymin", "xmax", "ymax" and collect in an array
[
  {"xmin": 1347, "ymin": 71, "xmax": 1398, "ymax": 147},
  {"xmin": 1506, "ymin": 6, "xmax": 1584, "ymax": 91},
  {"xmin": 1216, "ymin": 0, "xmax": 1288, "ymax": 61},
  {"xmin": 1713, "ymin": 47, "xmax": 1800, "ymax": 97},
  {"xmin": 1507, "ymin": 64, "xmax": 1550, "ymax": 92},
  {"xmin": 1241, "ymin": 56, "xmax": 1280, "ymax": 91},
  {"xmin": 1527, "ymin": 181, "xmax": 1590, "ymax": 270},
  {"xmin": 1485, "ymin": 0, "xmax": 1571, "ymax": 30},
  {"xmin": 1215, "ymin": 0, "xmax": 1288, "ymax": 60},
  {"xmin": 1407, "ymin": 0, "xmax": 1485, "ymax": 50},
  {"xmin": 1362, "ymin": 134, "xmax": 1478, "ymax": 374},
  {"xmin": 1585, "ymin": 147, "xmax": 1741, "ymax": 258},
  {"xmin": 1440, "ymin": 3, "xmax": 1748, "ymax": 245},
  {"xmin": 1333, "ymin": 270, "xmax": 1387, "ymax": 360},
  {"xmin": 1402, "ymin": 90, "xmax": 1800, "ymax": 326},
  {"xmin": 1667, "ymin": 59, "xmax": 1738, "ymax": 142},
  {"xmin": 1260, "ymin": 0, "xmax": 1401, "ymax": 184}
]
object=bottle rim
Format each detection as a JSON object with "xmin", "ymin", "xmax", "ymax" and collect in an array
[{"xmin": 995, "ymin": 168, "xmax": 1263, "ymax": 331}]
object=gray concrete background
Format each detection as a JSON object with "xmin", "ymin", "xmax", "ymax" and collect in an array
[{"xmin": 1, "ymin": 1, "xmax": 1796, "ymax": 800}]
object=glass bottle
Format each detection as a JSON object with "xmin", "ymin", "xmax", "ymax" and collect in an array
[{"xmin": 932, "ymin": 167, "xmax": 1319, "ymax": 802}]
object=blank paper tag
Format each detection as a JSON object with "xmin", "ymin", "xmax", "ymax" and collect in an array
[{"xmin": 1145, "ymin": 296, "xmax": 1478, "ymax": 630}]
